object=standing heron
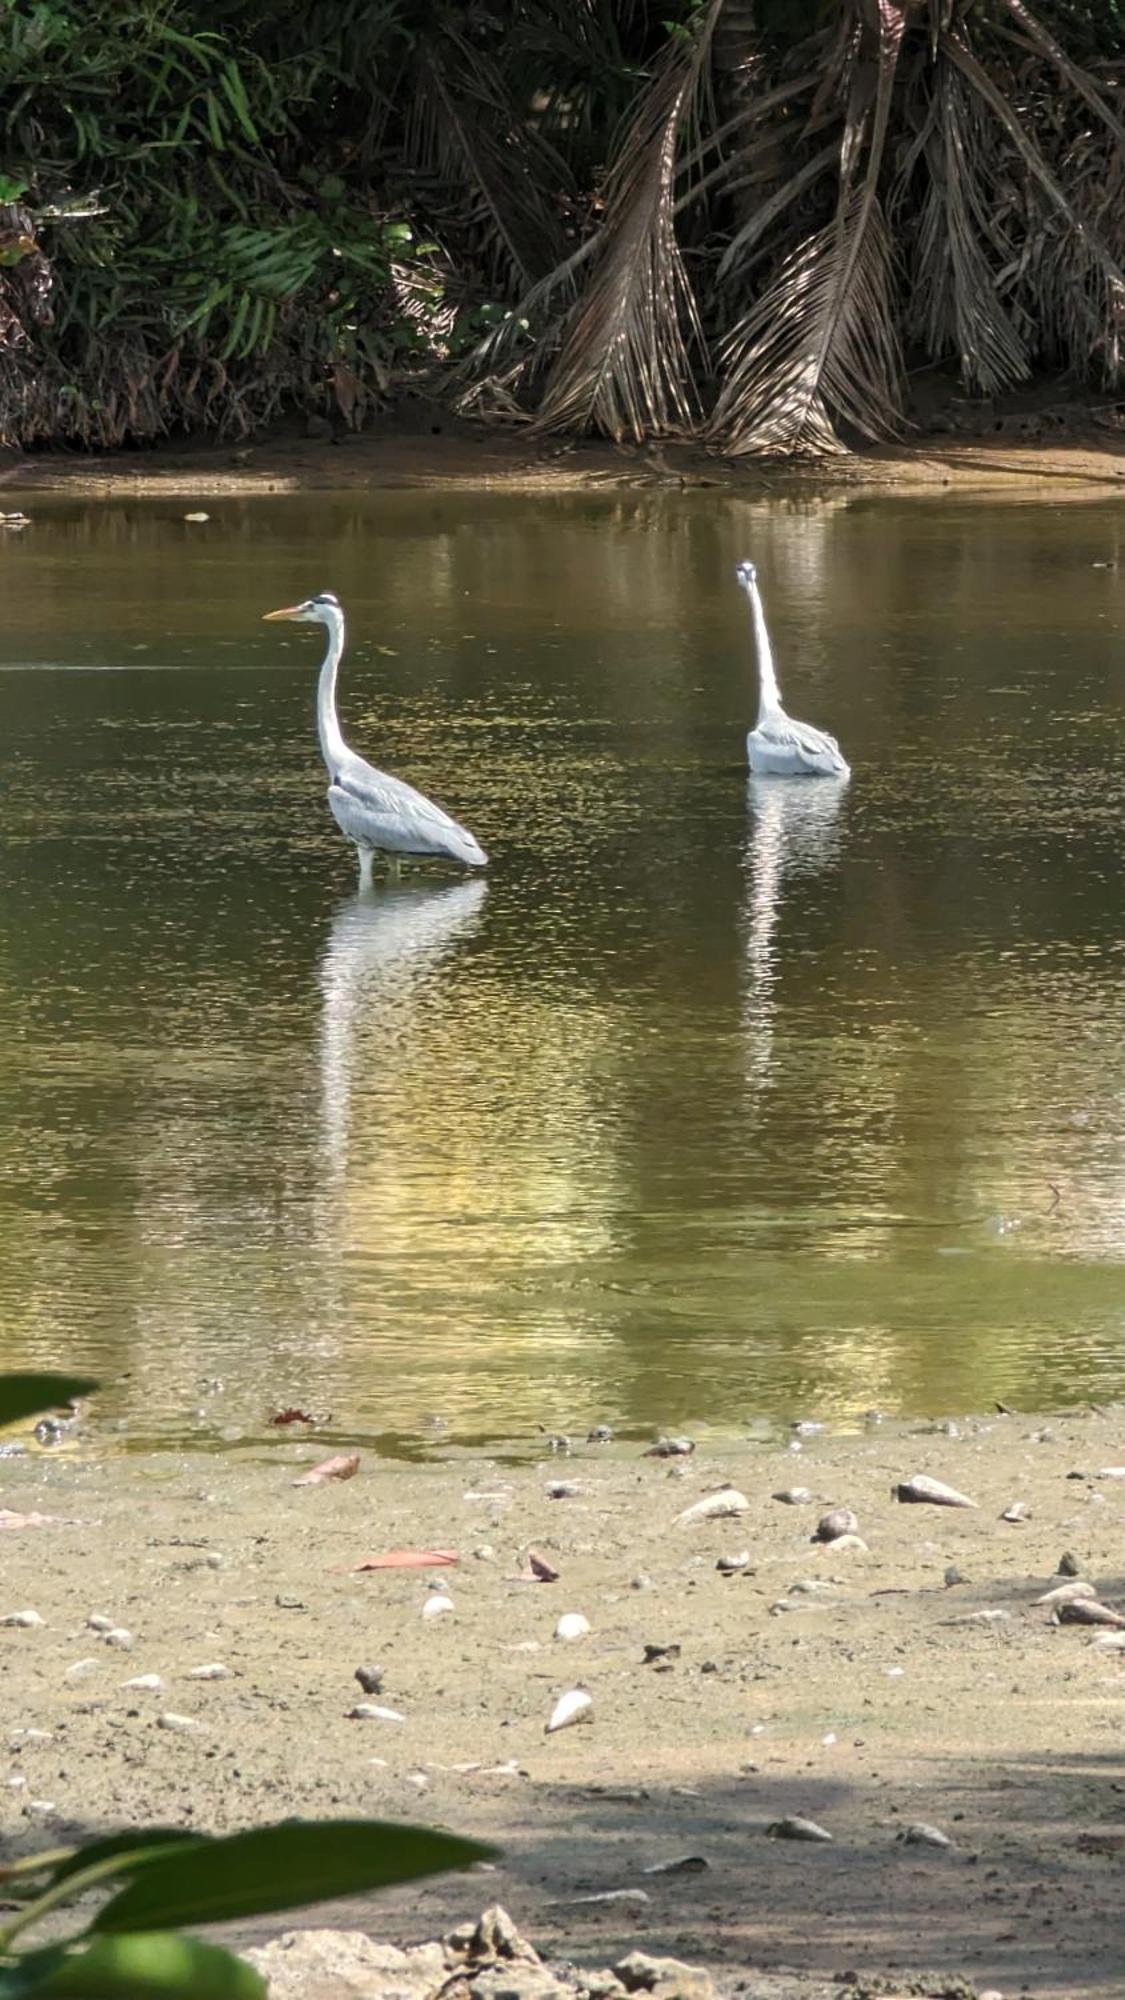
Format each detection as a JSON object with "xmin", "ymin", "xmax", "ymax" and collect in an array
[
  {"xmin": 736, "ymin": 562, "xmax": 849, "ymax": 779},
  {"xmin": 263, "ymin": 591, "xmax": 488, "ymax": 882}
]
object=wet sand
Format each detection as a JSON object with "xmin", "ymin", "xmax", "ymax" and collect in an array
[
  {"xmin": 2, "ymin": 420, "xmax": 1124, "ymax": 499},
  {"xmin": 2, "ymin": 1410, "xmax": 1125, "ymax": 1996}
]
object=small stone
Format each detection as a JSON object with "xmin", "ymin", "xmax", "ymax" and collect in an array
[
  {"xmin": 615, "ymin": 1949, "xmax": 714, "ymax": 2000},
  {"xmin": 545, "ymin": 1480, "xmax": 579, "ymax": 1500},
  {"xmin": 186, "ymin": 1663, "xmax": 229, "ymax": 1680},
  {"xmin": 545, "ymin": 1435, "xmax": 571, "ymax": 1455},
  {"xmin": 1000, "ymin": 1501, "xmax": 1030, "ymax": 1523},
  {"xmin": 716, "ymin": 1551, "xmax": 750, "ymax": 1574},
  {"xmin": 121, "ymin": 1674, "xmax": 163, "ymax": 1691},
  {"xmin": 630, "ymin": 1575, "xmax": 653, "ymax": 1591},
  {"xmin": 546, "ymin": 1688, "xmax": 592, "ymax": 1734},
  {"xmin": 642, "ymin": 1642, "xmax": 681, "ymax": 1664},
  {"xmin": 1090, "ymin": 1631, "xmax": 1125, "ymax": 1650},
  {"xmin": 827, "ymin": 1533, "xmax": 869, "ymax": 1553},
  {"xmin": 157, "ymin": 1713, "xmax": 203, "ymax": 1733},
  {"xmin": 103, "ymin": 1627, "xmax": 134, "ymax": 1650},
  {"xmin": 555, "ymin": 1613, "xmax": 591, "ymax": 1642},
  {"xmin": 944, "ymin": 1608, "xmax": 1011, "ymax": 1627},
  {"xmin": 1057, "ymin": 1552, "xmax": 1080, "ymax": 1576},
  {"xmin": 641, "ymin": 1854, "xmax": 709, "ymax": 1875},
  {"xmin": 767, "ymin": 1816, "xmax": 832, "ymax": 1842},
  {"xmin": 86, "ymin": 1615, "xmax": 115, "ymax": 1633},
  {"xmin": 348, "ymin": 1704, "xmax": 405, "ymax": 1722},
  {"xmin": 1035, "ymin": 1579, "xmax": 1097, "ymax": 1606},
  {"xmin": 902, "ymin": 1821, "xmax": 953, "ymax": 1848},
  {"xmin": 944, "ymin": 1566, "xmax": 967, "ymax": 1587},
  {"xmin": 1, "ymin": 1610, "xmax": 43, "ymax": 1628},
  {"xmin": 421, "ymin": 1594, "xmax": 455, "ymax": 1620},
  {"xmin": 1055, "ymin": 1599, "xmax": 1125, "ymax": 1628},
  {"xmin": 65, "ymin": 1658, "xmax": 98, "ymax": 1680},
  {"xmin": 355, "ymin": 1665, "xmax": 385, "ymax": 1695},
  {"xmin": 772, "ymin": 1487, "xmax": 813, "ymax": 1505},
  {"xmin": 813, "ymin": 1507, "xmax": 858, "ymax": 1543},
  {"xmin": 676, "ymin": 1488, "xmax": 749, "ymax": 1526},
  {"xmin": 644, "ymin": 1436, "xmax": 695, "ymax": 1458},
  {"xmin": 893, "ymin": 1474, "xmax": 978, "ymax": 1508},
  {"xmin": 587, "ymin": 1425, "xmax": 614, "ymax": 1444},
  {"xmin": 245, "ymin": 1930, "xmax": 448, "ymax": 2000}
]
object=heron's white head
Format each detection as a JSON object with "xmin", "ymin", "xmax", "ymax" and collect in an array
[
  {"xmin": 735, "ymin": 561, "xmax": 757, "ymax": 591},
  {"xmin": 263, "ymin": 591, "xmax": 342, "ymax": 625}
]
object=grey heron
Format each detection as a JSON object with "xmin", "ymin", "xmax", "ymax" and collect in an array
[
  {"xmin": 736, "ymin": 562, "xmax": 849, "ymax": 780},
  {"xmin": 263, "ymin": 592, "xmax": 488, "ymax": 883}
]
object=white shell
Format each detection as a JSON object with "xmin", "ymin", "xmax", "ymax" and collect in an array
[
  {"xmin": 555, "ymin": 1613, "xmax": 591, "ymax": 1642},
  {"xmin": 349, "ymin": 1703, "xmax": 405, "ymax": 1722},
  {"xmin": 676, "ymin": 1488, "xmax": 750, "ymax": 1526},
  {"xmin": 1, "ymin": 1610, "xmax": 44, "ymax": 1628},
  {"xmin": 422, "ymin": 1594, "xmax": 455, "ymax": 1620},
  {"xmin": 546, "ymin": 1688, "xmax": 592, "ymax": 1734},
  {"xmin": 894, "ymin": 1475, "xmax": 978, "ymax": 1509},
  {"xmin": 103, "ymin": 1628, "xmax": 134, "ymax": 1649},
  {"xmin": 86, "ymin": 1615, "xmax": 115, "ymax": 1633},
  {"xmin": 121, "ymin": 1674, "xmax": 163, "ymax": 1691},
  {"xmin": 157, "ymin": 1713, "xmax": 203, "ymax": 1732},
  {"xmin": 187, "ymin": 1663, "xmax": 229, "ymax": 1680}
]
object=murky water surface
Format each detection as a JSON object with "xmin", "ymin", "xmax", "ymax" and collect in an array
[{"xmin": 0, "ymin": 488, "xmax": 1122, "ymax": 1451}]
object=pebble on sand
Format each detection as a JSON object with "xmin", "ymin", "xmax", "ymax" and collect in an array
[
  {"xmin": 645, "ymin": 1436, "xmax": 695, "ymax": 1458},
  {"xmin": 555, "ymin": 1613, "xmax": 591, "ymax": 1641},
  {"xmin": 186, "ymin": 1663, "xmax": 230, "ymax": 1679},
  {"xmin": 813, "ymin": 1507, "xmax": 858, "ymax": 1543},
  {"xmin": 1054, "ymin": 1599, "xmax": 1125, "ymax": 1629},
  {"xmin": 157, "ymin": 1713, "xmax": 204, "ymax": 1732},
  {"xmin": 1, "ymin": 1610, "xmax": 44, "ymax": 1628},
  {"xmin": 545, "ymin": 1688, "xmax": 592, "ymax": 1734},
  {"xmin": 354, "ymin": 1665, "xmax": 384, "ymax": 1694},
  {"xmin": 121, "ymin": 1674, "xmax": 163, "ymax": 1691},
  {"xmin": 676, "ymin": 1488, "xmax": 750, "ymax": 1526},
  {"xmin": 901, "ymin": 1821, "xmax": 953, "ymax": 1848},
  {"xmin": 422, "ymin": 1594, "xmax": 455, "ymax": 1620},
  {"xmin": 103, "ymin": 1628, "xmax": 134, "ymax": 1649},
  {"xmin": 893, "ymin": 1474, "xmax": 978, "ymax": 1508},
  {"xmin": 772, "ymin": 1487, "xmax": 813, "ymax": 1505},
  {"xmin": 348, "ymin": 1703, "xmax": 405, "ymax": 1722},
  {"xmin": 766, "ymin": 1816, "xmax": 832, "ymax": 1842}
]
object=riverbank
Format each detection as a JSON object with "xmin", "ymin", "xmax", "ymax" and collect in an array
[
  {"xmin": 2, "ymin": 1407, "xmax": 1124, "ymax": 1997},
  {"xmin": 2, "ymin": 412, "xmax": 1124, "ymax": 499}
]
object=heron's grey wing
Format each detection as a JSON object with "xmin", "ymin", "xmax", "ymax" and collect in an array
[
  {"xmin": 758, "ymin": 715, "xmax": 847, "ymax": 776},
  {"xmin": 329, "ymin": 756, "xmax": 487, "ymax": 865}
]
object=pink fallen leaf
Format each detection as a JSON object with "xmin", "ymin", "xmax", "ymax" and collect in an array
[
  {"xmin": 0, "ymin": 1509, "xmax": 65, "ymax": 1531},
  {"xmin": 346, "ymin": 1549, "xmax": 459, "ymax": 1572},
  {"xmin": 292, "ymin": 1453, "xmax": 360, "ymax": 1487}
]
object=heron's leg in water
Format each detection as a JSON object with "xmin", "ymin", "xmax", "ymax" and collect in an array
[
  {"xmin": 357, "ymin": 845, "xmax": 375, "ymax": 890},
  {"xmin": 387, "ymin": 856, "xmax": 403, "ymax": 880}
]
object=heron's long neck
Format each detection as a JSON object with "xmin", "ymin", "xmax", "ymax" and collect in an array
[
  {"xmin": 316, "ymin": 609, "xmax": 349, "ymax": 772},
  {"xmin": 747, "ymin": 583, "xmax": 782, "ymax": 722}
]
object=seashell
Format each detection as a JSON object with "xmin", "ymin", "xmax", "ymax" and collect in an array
[
  {"xmin": 716, "ymin": 1551, "xmax": 750, "ymax": 1575},
  {"xmin": 813, "ymin": 1507, "xmax": 858, "ymax": 1543},
  {"xmin": 348, "ymin": 1703, "xmax": 405, "ymax": 1721},
  {"xmin": 641, "ymin": 1854, "xmax": 709, "ymax": 1875},
  {"xmin": 354, "ymin": 1664, "xmax": 384, "ymax": 1694},
  {"xmin": 645, "ymin": 1436, "xmax": 695, "ymax": 1458},
  {"xmin": 902, "ymin": 1822, "xmax": 953, "ymax": 1849},
  {"xmin": 893, "ymin": 1475, "xmax": 978, "ymax": 1509},
  {"xmin": 546, "ymin": 1688, "xmax": 592, "ymax": 1734},
  {"xmin": 1096, "ymin": 1467, "xmax": 1125, "ymax": 1480},
  {"xmin": 767, "ymin": 1816, "xmax": 832, "ymax": 1842},
  {"xmin": 1, "ymin": 1610, "xmax": 43, "ymax": 1628},
  {"xmin": 86, "ymin": 1615, "xmax": 115, "ymax": 1633},
  {"xmin": 1000, "ymin": 1501, "xmax": 1030, "ymax": 1523},
  {"xmin": 1035, "ymin": 1579, "xmax": 1097, "ymax": 1606},
  {"xmin": 103, "ymin": 1628, "xmax": 134, "ymax": 1649},
  {"xmin": 187, "ymin": 1663, "xmax": 229, "ymax": 1679},
  {"xmin": 772, "ymin": 1487, "xmax": 813, "ymax": 1505},
  {"xmin": 157, "ymin": 1713, "xmax": 203, "ymax": 1732},
  {"xmin": 422, "ymin": 1594, "xmax": 455, "ymax": 1620},
  {"xmin": 555, "ymin": 1613, "xmax": 591, "ymax": 1642},
  {"xmin": 677, "ymin": 1488, "xmax": 749, "ymax": 1526},
  {"xmin": 122, "ymin": 1674, "xmax": 163, "ymax": 1691},
  {"xmin": 1055, "ymin": 1599, "xmax": 1125, "ymax": 1628},
  {"xmin": 557, "ymin": 1889, "xmax": 650, "ymax": 1908}
]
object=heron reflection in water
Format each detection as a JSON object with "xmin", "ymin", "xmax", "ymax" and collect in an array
[
  {"xmin": 317, "ymin": 880, "xmax": 487, "ymax": 1185},
  {"xmin": 742, "ymin": 777, "xmax": 847, "ymax": 1089}
]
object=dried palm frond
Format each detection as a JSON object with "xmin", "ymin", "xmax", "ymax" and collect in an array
[
  {"xmin": 710, "ymin": 194, "xmax": 901, "ymax": 454},
  {"xmin": 906, "ymin": 61, "xmax": 1030, "ymax": 395},
  {"xmin": 533, "ymin": 0, "xmax": 725, "ymax": 440}
]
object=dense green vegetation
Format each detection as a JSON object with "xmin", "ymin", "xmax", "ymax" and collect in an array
[{"xmin": 1, "ymin": 0, "xmax": 1124, "ymax": 453}]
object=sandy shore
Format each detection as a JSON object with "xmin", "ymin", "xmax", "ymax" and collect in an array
[
  {"xmin": 2, "ymin": 1409, "xmax": 1125, "ymax": 1996},
  {"xmin": 2, "ymin": 421, "xmax": 1124, "ymax": 499}
]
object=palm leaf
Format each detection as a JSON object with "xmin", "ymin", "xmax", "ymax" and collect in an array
[{"xmin": 533, "ymin": 0, "xmax": 724, "ymax": 440}]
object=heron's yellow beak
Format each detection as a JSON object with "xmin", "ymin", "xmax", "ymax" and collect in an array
[{"xmin": 263, "ymin": 605, "xmax": 301, "ymax": 621}]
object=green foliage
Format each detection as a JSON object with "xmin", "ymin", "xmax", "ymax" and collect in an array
[{"xmin": 0, "ymin": 1373, "xmax": 495, "ymax": 2000}]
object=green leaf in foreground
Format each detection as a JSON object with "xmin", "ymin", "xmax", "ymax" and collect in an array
[
  {"xmin": 93, "ymin": 1820, "xmax": 495, "ymax": 1934},
  {"xmin": 34, "ymin": 1830, "xmax": 209, "ymax": 1894},
  {"xmin": 4, "ymin": 1933, "xmax": 264, "ymax": 1997},
  {"xmin": 0, "ymin": 1377, "xmax": 99, "ymax": 1432}
]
